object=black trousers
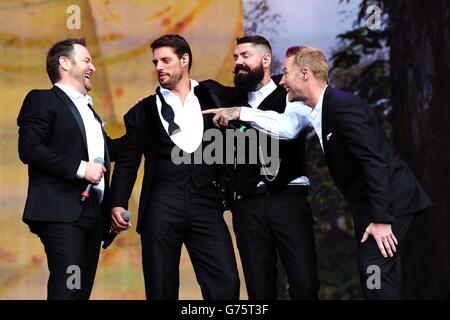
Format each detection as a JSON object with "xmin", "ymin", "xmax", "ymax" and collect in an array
[
  {"xmin": 140, "ymin": 180, "xmax": 240, "ymax": 300},
  {"xmin": 30, "ymin": 193, "xmax": 103, "ymax": 300},
  {"xmin": 231, "ymin": 185, "xmax": 320, "ymax": 300},
  {"xmin": 353, "ymin": 212, "xmax": 414, "ymax": 299}
]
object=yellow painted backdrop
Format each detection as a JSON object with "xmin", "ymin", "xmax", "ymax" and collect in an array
[{"xmin": 0, "ymin": 0, "xmax": 246, "ymax": 299}]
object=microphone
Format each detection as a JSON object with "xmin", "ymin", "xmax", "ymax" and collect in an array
[
  {"xmin": 229, "ymin": 120, "xmax": 248, "ymax": 132},
  {"xmin": 80, "ymin": 157, "xmax": 104, "ymax": 203},
  {"xmin": 102, "ymin": 210, "xmax": 132, "ymax": 249}
]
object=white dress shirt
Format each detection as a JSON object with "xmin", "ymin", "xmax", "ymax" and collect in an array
[
  {"xmin": 247, "ymin": 79, "xmax": 278, "ymax": 109},
  {"xmin": 241, "ymin": 84, "xmax": 311, "ymax": 140},
  {"xmin": 156, "ymin": 79, "xmax": 204, "ymax": 153},
  {"xmin": 55, "ymin": 83, "xmax": 105, "ymax": 202},
  {"xmin": 309, "ymin": 86, "xmax": 328, "ymax": 151},
  {"xmin": 239, "ymin": 79, "xmax": 311, "ymax": 186},
  {"xmin": 240, "ymin": 85, "xmax": 328, "ymax": 152}
]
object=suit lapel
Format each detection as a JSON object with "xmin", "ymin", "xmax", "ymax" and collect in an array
[
  {"xmin": 321, "ymin": 86, "xmax": 332, "ymax": 159},
  {"xmin": 194, "ymin": 84, "xmax": 213, "ymax": 110},
  {"xmin": 51, "ymin": 86, "xmax": 88, "ymax": 151},
  {"xmin": 257, "ymin": 85, "xmax": 284, "ymax": 111},
  {"xmin": 194, "ymin": 84, "xmax": 217, "ymax": 130},
  {"xmin": 87, "ymin": 103, "xmax": 102, "ymax": 124},
  {"xmin": 142, "ymin": 95, "xmax": 161, "ymax": 155},
  {"xmin": 231, "ymin": 88, "xmax": 250, "ymax": 108},
  {"xmin": 52, "ymin": 86, "xmax": 110, "ymax": 173}
]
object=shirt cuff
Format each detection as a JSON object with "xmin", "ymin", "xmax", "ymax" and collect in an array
[
  {"xmin": 76, "ymin": 160, "xmax": 87, "ymax": 179},
  {"xmin": 239, "ymin": 107, "xmax": 253, "ymax": 122}
]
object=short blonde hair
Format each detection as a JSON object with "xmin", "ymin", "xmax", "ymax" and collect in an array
[{"xmin": 286, "ymin": 46, "xmax": 329, "ymax": 83}]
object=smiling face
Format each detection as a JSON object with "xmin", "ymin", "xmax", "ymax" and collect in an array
[
  {"xmin": 152, "ymin": 46, "xmax": 186, "ymax": 89},
  {"xmin": 65, "ymin": 44, "xmax": 96, "ymax": 94},
  {"xmin": 280, "ymin": 55, "xmax": 307, "ymax": 103},
  {"xmin": 233, "ymin": 43, "xmax": 266, "ymax": 91}
]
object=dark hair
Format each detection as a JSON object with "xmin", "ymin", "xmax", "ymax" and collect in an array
[
  {"xmin": 150, "ymin": 34, "xmax": 193, "ymax": 70},
  {"xmin": 236, "ymin": 35, "xmax": 272, "ymax": 53},
  {"xmin": 46, "ymin": 38, "xmax": 86, "ymax": 84}
]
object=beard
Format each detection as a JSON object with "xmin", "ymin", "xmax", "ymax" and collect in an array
[
  {"xmin": 233, "ymin": 62, "xmax": 264, "ymax": 92},
  {"xmin": 159, "ymin": 69, "xmax": 183, "ymax": 89}
]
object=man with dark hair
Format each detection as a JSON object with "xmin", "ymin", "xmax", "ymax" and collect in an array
[
  {"xmin": 110, "ymin": 34, "xmax": 240, "ymax": 300},
  {"xmin": 233, "ymin": 36, "xmax": 272, "ymax": 92},
  {"xmin": 17, "ymin": 38, "xmax": 123, "ymax": 299},
  {"xmin": 204, "ymin": 35, "xmax": 319, "ymax": 300},
  {"xmin": 46, "ymin": 38, "xmax": 87, "ymax": 84},
  {"xmin": 150, "ymin": 34, "xmax": 193, "ymax": 71}
]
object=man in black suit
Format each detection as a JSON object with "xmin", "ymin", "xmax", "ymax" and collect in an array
[
  {"xmin": 109, "ymin": 34, "xmax": 239, "ymax": 300},
  {"xmin": 208, "ymin": 45, "xmax": 432, "ymax": 299},
  {"xmin": 204, "ymin": 36, "xmax": 319, "ymax": 300},
  {"xmin": 17, "ymin": 38, "xmax": 123, "ymax": 299}
]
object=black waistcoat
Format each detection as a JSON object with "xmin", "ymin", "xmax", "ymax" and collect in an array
[
  {"xmin": 138, "ymin": 84, "xmax": 224, "ymax": 199},
  {"xmin": 233, "ymin": 85, "xmax": 307, "ymax": 196}
]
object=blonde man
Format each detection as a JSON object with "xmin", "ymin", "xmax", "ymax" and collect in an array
[{"xmin": 208, "ymin": 46, "xmax": 432, "ymax": 299}]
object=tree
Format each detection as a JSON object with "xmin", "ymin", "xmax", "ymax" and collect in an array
[
  {"xmin": 243, "ymin": 0, "xmax": 284, "ymax": 73},
  {"xmin": 331, "ymin": 0, "xmax": 390, "ymax": 130},
  {"xmin": 332, "ymin": 0, "xmax": 450, "ymax": 299},
  {"xmin": 389, "ymin": 0, "xmax": 450, "ymax": 299}
]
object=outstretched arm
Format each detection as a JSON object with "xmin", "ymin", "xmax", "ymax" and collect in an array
[{"xmin": 202, "ymin": 99, "xmax": 311, "ymax": 140}]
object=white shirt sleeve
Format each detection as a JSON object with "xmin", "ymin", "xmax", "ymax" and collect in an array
[
  {"xmin": 239, "ymin": 98, "xmax": 311, "ymax": 140},
  {"xmin": 76, "ymin": 160, "xmax": 87, "ymax": 179}
]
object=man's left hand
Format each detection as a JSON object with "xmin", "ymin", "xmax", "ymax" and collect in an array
[{"xmin": 361, "ymin": 222, "xmax": 399, "ymax": 258}]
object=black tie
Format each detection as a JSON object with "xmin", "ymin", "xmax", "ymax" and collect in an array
[{"xmin": 156, "ymin": 87, "xmax": 180, "ymax": 136}]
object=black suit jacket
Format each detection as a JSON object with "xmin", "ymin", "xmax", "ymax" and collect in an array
[
  {"xmin": 17, "ymin": 86, "xmax": 123, "ymax": 237},
  {"xmin": 321, "ymin": 86, "xmax": 432, "ymax": 223},
  {"xmin": 110, "ymin": 82, "xmax": 227, "ymax": 233}
]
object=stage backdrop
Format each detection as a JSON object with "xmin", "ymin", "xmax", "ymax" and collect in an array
[{"xmin": 0, "ymin": 0, "xmax": 244, "ymax": 299}]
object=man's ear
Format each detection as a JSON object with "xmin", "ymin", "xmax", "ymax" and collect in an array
[
  {"xmin": 181, "ymin": 53, "xmax": 189, "ymax": 67},
  {"xmin": 262, "ymin": 53, "xmax": 272, "ymax": 67},
  {"xmin": 59, "ymin": 56, "xmax": 72, "ymax": 71},
  {"xmin": 302, "ymin": 67, "xmax": 310, "ymax": 80}
]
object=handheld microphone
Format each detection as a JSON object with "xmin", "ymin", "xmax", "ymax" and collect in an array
[
  {"xmin": 229, "ymin": 120, "xmax": 248, "ymax": 132},
  {"xmin": 102, "ymin": 210, "xmax": 132, "ymax": 249},
  {"xmin": 80, "ymin": 157, "xmax": 104, "ymax": 203}
]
